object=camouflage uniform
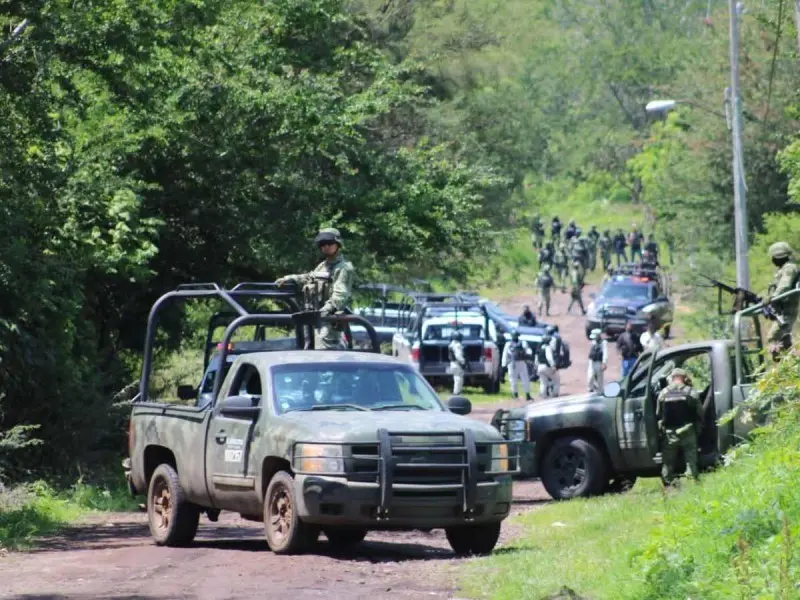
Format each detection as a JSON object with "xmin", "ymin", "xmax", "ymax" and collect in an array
[
  {"xmin": 535, "ymin": 265, "xmax": 555, "ymax": 316},
  {"xmin": 599, "ymin": 231, "xmax": 613, "ymax": 271},
  {"xmin": 766, "ymin": 242, "xmax": 799, "ymax": 356},
  {"xmin": 531, "ymin": 215, "xmax": 545, "ymax": 249},
  {"xmin": 656, "ymin": 369, "xmax": 703, "ymax": 484},
  {"xmin": 553, "ymin": 242, "xmax": 568, "ymax": 291},
  {"xmin": 567, "ymin": 260, "xmax": 586, "ymax": 315},
  {"xmin": 278, "ymin": 228, "xmax": 354, "ymax": 349},
  {"xmin": 587, "ymin": 226, "xmax": 600, "ymax": 271}
]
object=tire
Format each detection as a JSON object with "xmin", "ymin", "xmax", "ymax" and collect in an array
[
  {"xmin": 147, "ymin": 463, "xmax": 200, "ymax": 547},
  {"xmin": 540, "ymin": 436, "xmax": 607, "ymax": 500},
  {"xmin": 605, "ymin": 476, "xmax": 637, "ymax": 494},
  {"xmin": 445, "ymin": 522, "xmax": 502, "ymax": 556},
  {"xmin": 324, "ymin": 527, "xmax": 368, "ymax": 549},
  {"xmin": 264, "ymin": 470, "xmax": 319, "ymax": 554}
]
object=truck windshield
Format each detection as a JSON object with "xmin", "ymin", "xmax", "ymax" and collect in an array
[
  {"xmin": 601, "ymin": 284, "xmax": 653, "ymax": 303},
  {"xmin": 271, "ymin": 363, "xmax": 445, "ymax": 414}
]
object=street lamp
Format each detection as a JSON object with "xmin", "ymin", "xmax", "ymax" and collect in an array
[{"xmin": 643, "ymin": 2, "xmax": 749, "ymax": 290}]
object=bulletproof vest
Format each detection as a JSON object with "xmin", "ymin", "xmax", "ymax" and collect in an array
[
  {"xmin": 448, "ymin": 344, "xmax": 456, "ymax": 362},
  {"xmin": 588, "ymin": 341, "xmax": 603, "ymax": 362},
  {"xmin": 537, "ymin": 345, "xmax": 550, "ymax": 367},
  {"xmin": 645, "ymin": 241, "xmax": 658, "ymax": 253},
  {"xmin": 511, "ymin": 341, "xmax": 526, "ymax": 361},
  {"xmin": 539, "ymin": 272, "xmax": 554, "ymax": 288},
  {"xmin": 661, "ymin": 388, "xmax": 692, "ymax": 429},
  {"xmin": 303, "ymin": 265, "xmax": 333, "ymax": 310}
]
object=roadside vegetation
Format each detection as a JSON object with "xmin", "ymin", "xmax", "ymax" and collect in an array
[
  {"xmin": 0, "ymin": 478, "xmax": 138, "ymax": 551},
  {"xmin": 460, "ymin": 354, "xmax": 800, "ymax": 599}
]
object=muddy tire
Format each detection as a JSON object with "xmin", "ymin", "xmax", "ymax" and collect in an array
[
  {"xmin": 147, "ymin": 464, "xmax": 199, "ymax": 547},
  {"xmin": 445, "ymin": 522, "xmax": 501, "ymax": 556},
  {"xmin": 540, "ymin": 436, "xmax": 607, "ymax": 500},
  {"xmin": 324, "ymin": 527, "xmax": 368, "ymax": 549},
  {"xmin": 264, "ymin": 471, "xmax": 319, "ymax": 555}
]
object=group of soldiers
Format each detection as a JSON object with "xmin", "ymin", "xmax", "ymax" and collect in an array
[
  {"xmin": 498, "ymin": 323, "xmax": 569, "ymax": 401},
  {"xmin": 530, "ymin": 215, "xmax": 661, "ymax": 319}
]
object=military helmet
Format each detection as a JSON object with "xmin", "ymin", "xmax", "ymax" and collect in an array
[
  {"xmin": 603, "ymin": 229, "xmax": 610, "ymax": 235},
  {"xmin": 669, "ymin": 368, "xmax": 689, "ymax": 380},
  {"xmin": 589, "ymin": 328, "xmax": 602, "ymax": 340},
  {"xmin": 511, "ymin": 331, "xmax": 520, "ymax": 341},
  {"xmin": 767, "ymin": 241, "xmax": 793, "ymax": 259},
  {"xmin": 569, "ymin": 218, "xmax": 576, "ymax": 226},
  {"xmin": 314, "ymin": 227, "xmax": 344, "ymax": 248}
]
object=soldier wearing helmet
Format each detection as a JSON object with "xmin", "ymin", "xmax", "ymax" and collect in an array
[
  {"xmin": 501, "ymin": 330, "xmax": 532, "ymax": 401},
  {"xmin": 564, "ymin": 218, "xmax": 578, "ymax": 242},
  {"xmin": 656, "ymin": 367, "xmax": 703, "ymax": 485},
  {"xmin": 535, "ymin": 263, "xmax": 554, "ymax": 316},
  {"xmin": 765, "ymin": 242, "xmax": 799, "ymax": 358},
  {"xmin": 276, "ymin": 227, "xmax": 354, "ymax": 349}
]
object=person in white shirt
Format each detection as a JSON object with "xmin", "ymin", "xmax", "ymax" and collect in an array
[
  {"xmin": 640, "ymin": 316, "xmax": 664, "ymax": 354},
  {"xmin": 448, "ymin": 332, "xmax": 466, "ymax": 395},
  {"xmin": 587, "ymin": 328, "xmax": 608, "ymax": 393},
  {"xmin": 535, "ymin": 334, "xmax": 557, "ymax": 398},
  {"xmin": 502, "ymin": 331, "xmax": 532, "ymax": 401}
]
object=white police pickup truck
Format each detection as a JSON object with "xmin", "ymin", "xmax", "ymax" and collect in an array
[{"xmin": 392, "ymin": 309, "xmax": 502, "ymax": 393}]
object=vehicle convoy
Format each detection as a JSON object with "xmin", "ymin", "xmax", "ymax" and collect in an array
[
  {"xmin": 392, "ymin": 300, "xmax": 502, "ymax": 393},
  {"xmin": 124, "ymin": 283, "xmax": 517, "ymax": 555},
  {"xmin": 492, "ymin": 298, "xmax": 786, "ymax": 500},
  {"xmin": 585, "ymin": 264, "xmax": 674, "ymax": 339}
]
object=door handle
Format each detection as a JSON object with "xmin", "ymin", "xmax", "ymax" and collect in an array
[{"xmin": 215, "ymin": 431, "xmax": 227, "ymax": 445}]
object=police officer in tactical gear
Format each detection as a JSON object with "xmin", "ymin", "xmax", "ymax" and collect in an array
[
  {"xmin": 587, "ymin": 328, "xmax": 608, "ymax": 393},
  {"xmin": 502, "ymin": 331, "xmax": 532, "ymax": 401},
  {"xmin": 276, "ymin": 227, "xmax": 354, "ymax": 349},
  {"xmin": 628, "ymin": 223, "xmax": 643, "ymax": 263},
  {"xmin": 564, "ymin": 218, "xmax": 578, "ymax": 241},
  {"xmin": 656, "ymin": 368, "xmax": 703, "ymax": 485},
  {"xmin": 599, "ymin": 229, "xmax": 613, "ymax": 271},
  {"xmin": 535, "ymin": 333, "xmax": 557, "ymax": 399},
  {"xmin": 539, "ymin": 241, "xmax": 555, "ymax": 269},
  {"xmin": 613, "ymin": 228, "xmax": 628, "ymax": 266},
  {"xmin": 765, "ymin": 241, "xmax": 799, "ymax": 359},
  {"xmin": 567, "ymin": 259, "xmax": 587, "ymax": 316},
  {"xmin": 448, "ymin": 332, "xmax": 467, "ymax": 395},
  {"xmin": 551, "ymin": 216, "xmax": 562, "ymax": 239}
]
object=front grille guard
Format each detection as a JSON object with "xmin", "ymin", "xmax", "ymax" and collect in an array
[{"xmin": 292, "ymin": 429, "xmax": 520, "ymax": 519}]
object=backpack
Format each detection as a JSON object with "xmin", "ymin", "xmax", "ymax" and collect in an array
[
  {"xmin": 588, "ymin": 341, "xmax": 603, "ymax": 362},
  {"xmin": 554, "ymin": 338, "xmax": 571, "ymax": 369}
]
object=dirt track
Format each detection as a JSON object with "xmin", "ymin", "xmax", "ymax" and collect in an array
[{"xmin": 0, "ymin": 283, "xmax": 616, "ymax": 600}]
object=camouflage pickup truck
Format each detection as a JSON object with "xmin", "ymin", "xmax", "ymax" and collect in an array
[
  {"xmin": 492, "ymin": 300, "xmax": 784, "ymax": 499},
  {"xmin": 125, "ymin": 284, "xmax": 516, "ymax": 555}
]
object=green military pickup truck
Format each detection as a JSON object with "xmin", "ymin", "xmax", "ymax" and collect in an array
[
  {"xmin": 124, "ymin": 284, "xmax": 516, "ymax": 555},
  {"xmin": 493, "ymin": 300, "xmax": 782, "ymax": 499}
]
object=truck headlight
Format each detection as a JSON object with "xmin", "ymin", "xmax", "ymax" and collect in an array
[
  {"xmin": 491, "ymin": 443, "xmax": 509, "ymax": 472},
  {"xmin": 506, "ymin": 420, "xmax": 526, "ymax": 442},
  {"xmin": 294, "ymin": 444, "xmax": 345, "ymax": 474}
]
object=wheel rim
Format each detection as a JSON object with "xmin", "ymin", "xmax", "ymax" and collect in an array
[
  {"xmin": 550, "ymin": 449, "xmax": 587, "ymax": 493},
  {"xmin": 151, "ymin": 477, "xmax": 171, "ymax": 532},
  {"xmin": 268, "ymin": 485, "xmax": 292, "ymax": 543}
]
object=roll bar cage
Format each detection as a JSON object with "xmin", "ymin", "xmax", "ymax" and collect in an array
[{"xmin": 137, "ymin": 283, "xmax": 379, "ymax": 404}]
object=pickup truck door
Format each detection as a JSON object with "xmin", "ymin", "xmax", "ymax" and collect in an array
[
  {"xmin": 206, "ymin": 361, "xmax": 263, "ymax": 515},
  {"xmin": 731, "ymin": 313, "xmax": 765, "ymax": 444},
  {"xmin": 616, "ymin": 351, "xmax": 655, "ymax": 468}
]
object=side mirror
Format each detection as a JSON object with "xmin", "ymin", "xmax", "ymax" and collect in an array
[
  {"xmin": 447, "ymin": 396, "xmax": 472, "ymax": 415},
  {"xmin": 177, "ymin": 384, "xmax": 198, "ymax": 401},
  {"xmin": 219, "ymin": 394, "xmax": 261, "ymax": 419},
  {"xmin": 603, "ymin": 381, "xmax": 622, "ymax": 398}
]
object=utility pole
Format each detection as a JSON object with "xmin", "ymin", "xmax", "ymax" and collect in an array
[{"xmin": 729, "ymin": 1, "xmax": 750, "ymax": 289}]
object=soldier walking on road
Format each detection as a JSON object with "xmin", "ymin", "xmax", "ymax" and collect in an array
[
  {"xmin": 448, "ymin": 332, "xmax": 467, "ymax": 395},
  {"xmin": 535, "ymin": 333, "xmax": 557, "ymax": 399},
  {"xmin": 535, "ymin": 265, "xmax": 555, "ymax": 316},
  {"xmin": 613, "ymin": 228, "xmax": 628, "ymax": 266},
  {"xmin": 765, "ymin": 242, "xmax": 800, "ymax": 359},
  {"xmin": 276, "ymin": 227, "xmax": 354, "ymax": 350},
  {"xmin": 554, "ymin": 241, "xmax": 569, "ymax": 292},
  {"xmin": 628, "ymin": 224, "xmax": 643, "ymax": 263},
  {"xmin": 539, "ymin": 241, "xmax": 555, "ymax": 270},
  {"xmin": 551, "ymin": 216, "xmax": 562, "ymax": 239},
  {"xmin": 599, "ymin": 229, "xmax": 613, "ymax": 271},
  {"xmin": 502, "ymin": 332, "xmax": 533, "ymax": 401},
  {"xmin": 587, "ymin": 225, "xmax": 600, "ymax": 271},
  {"xmin": 587, "ymin": 329, "xmax": 608, "ymax": 393},
  {"xmin": 657, "ymin": 368, "xmax": 703, "ymax": 485},
  {"xmin": 567, "ymin": 259, "xmax": 587, "ymax": 316},
  {"xmin": 531, "ymin": 215, "xmax": 545, "ymax": 250}
]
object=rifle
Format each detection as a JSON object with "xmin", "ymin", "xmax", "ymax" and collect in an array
[{"xmin": 698, "ymin": 274, "xmax": 784, "ymax": 324}]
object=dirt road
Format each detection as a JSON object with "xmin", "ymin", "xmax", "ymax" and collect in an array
[{"xmin": 0, "ymin": 284, "xmax": 606, "ymax": 600}]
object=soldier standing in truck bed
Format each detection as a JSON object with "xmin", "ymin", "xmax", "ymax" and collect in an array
[
  {"xmin": 276, "ymin": 228, "xmax": 354, "ymax": 349},
  {"xmin": 765, "ymin": 242, "xmax": 800, "ymax": 359}
]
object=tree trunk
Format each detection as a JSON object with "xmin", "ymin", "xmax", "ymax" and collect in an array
[{"xmin": 795, "ymin": 1, "xmax": 800, "ymax": 56}]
